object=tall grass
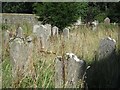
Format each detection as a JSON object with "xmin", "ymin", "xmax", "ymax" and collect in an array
[{"xmin": 2, "ymin": 23, "xmax": 119, "ymax": 88}]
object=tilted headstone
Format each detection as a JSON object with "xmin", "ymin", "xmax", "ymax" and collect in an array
[
  {"xmin": 9, "ymin": 38, "xmax": 28, "ymax": 80},
  {"xmin": 16, "ymin": 27, "xmax": 24, "ymax": 39},
  {"xmin": 63, "ymin": 28, "xmax": 69, "ymax": 39},
  {"xmin": 55, "ymin": 53, "xmax": 86, "ymax": 88},
  {"xmin": 98, "ymin": 37, "xmax": 116, "ymax": 60},
  {"xmin": 104, "ymin": 17, "xmax": 110, "ymax": 24}
]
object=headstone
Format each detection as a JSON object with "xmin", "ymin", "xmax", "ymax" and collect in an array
[
  {"xmin": 55, "ymin": 56, "xmax": 64, "ymax": 88},
  {"xmin": 55, "ymin": 53, "xmax": 86, "ymax": 88},
  {"xmin": 16, "ymin": 27, "xmax": 24, "ymax": 39},
  {"xmin": 104, "ymin": 17, "xmax": 110, "ymax": 24},
  {"xmin": 36, "ymin": 25, "xmax": 48, "ymax": 50},
  {"xmin": 26, "ymin": 36, "xmax": 35, "ymax": 76},
  {"xmin": 10, "ymin": 38, "xmax": 28, "ymax": 80},
  {"xmin": 45, "ymin": 24, "xmax": 51, "ymax": 37},
  {"xmin": 0, "ymin": 29, "xmax": 2, "ymax": 63},
  {"xmin": 63, "ymin": 28, "xmax": 69, "ymax": 39},
  {"xmin": 98, "ymin": 37, "xmax": 116, "ymax": 60},
  {"xmin": 92, "ymin": 20, "xmax": 98, "ymax": 31},
  {"xmin": 52, "ymin": 26, "xmax": 59, "ymax": 37},
  {"xmin": 65, "ymin": 53, "xmax": 86, "ymax": 88},
  {"xmin": 3, "ymin": 30, "xmax": 10, "ymax": 57},
  {"xmin": 33, "ymin": 24, "xmax": 40, "ymax": 34}
]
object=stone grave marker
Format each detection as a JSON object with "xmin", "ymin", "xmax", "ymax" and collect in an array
[
  {"xmin": 98, "ymin": 37, "xmax": 116, "ymax": 60},
  {"xmin": 63, "ymin": 28, "xmax": 69, "ymax": 40},
  {"xmin": 45, "ymin": 24, "xmax": 51, "ymax": 37},
  {"xmin": 16, "ymin": 27, "xmax": 24, "ymax": 39},
  {"xmin": 55, "ymin": 53, "xmax": 86, "ymax": 88},
  {"xmin": 9, "ymin": 37, "xmax": 28, "ymax": 81},
  {"xmin": 52, "ymin": 26, "xmax": 59, "ymax": 37},
  {"xmin": 104, "ymin": 17, "xmax": 110, "ymax": 24}
]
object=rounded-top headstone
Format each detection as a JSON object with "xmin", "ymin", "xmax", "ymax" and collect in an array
[{"xmin": 104, "ymin": 17, "xmax": 110, "ymax": 24}]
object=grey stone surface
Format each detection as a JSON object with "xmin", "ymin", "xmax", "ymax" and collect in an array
[
  {"xmin": 55, "ymin": 53, "xmax": 86, "ymax": 88},
  {"xmin": 104, "ymin": 17, "xmax": 110, "ymax": 24},
  {"xmin": 16, "ymin": 27, "xmax": 24, "ymax": 39},
  {"xmin": 63, "ymin": 28, "xmax": 69, "ymax": 39},
  {"xmin": 55, "ymin": 56, "xmax": 64, "ymax": 88},
  {"xmin": 98, "ymin": 37, "xmax": 116, "ymax": 60},
  {"xmin": 65, "ymin": 53, "xmax": 86, "ymax": 88},
  {"xmin": 52, "ymin": 26, "xmax": 59, "ymax": 36}
]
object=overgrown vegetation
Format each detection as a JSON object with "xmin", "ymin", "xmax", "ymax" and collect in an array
[{"xmin": 2, "ymin": 23, "xmax": 119, "ymax": 88}]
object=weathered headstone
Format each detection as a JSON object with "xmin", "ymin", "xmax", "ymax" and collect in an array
[
  {"xmin": 3, "ymin": 30, "xmax": 10, "ymax": 57},
  {"xmin": 55, "ymin": 56, "xmax": 64, "ymax": 88},
  {"xmin": 65, "ymin": 53, "xmax": 86, "ymax": 88},
  {"xmin": 52, "ymin": 26, "xmax": 59, "ymax": 37},
  {"xmin": 44, "ymin": 24, "xmax": 51, "ymax": 37},
  {"xmin": 63, "ymin": 28, "xmax": 69, "ymax": 40},
  {"xmin": 0, "ymin": 29, "xmax": 2, "ymax": 63},
  {"xmin": 25, "ymin": 36, "xmax": 35, "ymax": 76},
  {"xmin": 98, "ymin": 37, "xmax": 116, "ymax": 60},
  {"xmin": 92, "ymin": 20, "xmax": 98, "ymax": 31},
  {"xmin": 33, "ymin": 24, "xmax": 40, "ymax": 34},
  {"xmin": 104, "ymin": 17, "xmax": 110, "ymax": 24},
  {"xmin": 55, "ymin": 53, "xmax": 86, "ymax": 88},
  {"xmin": 10, "ymin": 38, "xmax": 28, "ymax": 81},
  {"xmin": 16, "ymin": 27, "xmax": 24, "ymax": 39}
]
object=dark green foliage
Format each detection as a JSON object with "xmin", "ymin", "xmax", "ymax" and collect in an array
[
  {"xmin": 2, "ymin": 2, "xmax": 34, "ymax": 13},
  {"xmin": 33, "ymin": 2, "xmax": 87, "ymax": 30}
]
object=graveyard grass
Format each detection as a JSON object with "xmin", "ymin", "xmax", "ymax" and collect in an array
[{"xmin": 2, "ymin": 23, "xmax": 119, "ymax": 88}]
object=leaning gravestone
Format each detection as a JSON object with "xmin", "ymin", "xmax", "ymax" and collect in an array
[
  {"xmin": 10, "ymin": 37, "xmax": 28, "ymax": 81},
  {"xmin": 104, "ymin": 17, "xmax": 110, "ymax": 24},
  {"xmin": 98, "ymin": 37, "xmax": 116, "ymax": 60},
  {"xmin": 63, "ymin": 28, "xmax": 69, "ymax": 40},
  {"xmin": 55, "ymin": 53, "xmax": 86, "ymax": 88}
]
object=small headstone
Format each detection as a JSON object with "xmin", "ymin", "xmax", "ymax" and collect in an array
[
  {"xmin": 52, "ymin": 26, "xmax": 59, "ymax": 36},
  {"xmin": 98, "ymin": 37, "xmax": 116, "ymax": 60},
  {"xmin": 45, "ymin": 24, "xmax": 51, "ymax": 37},
  {"xmin": 16, "ymin": 27, "xmax": 24, "ymax": 39},
  {"xmin": 104, "ymin": 17, "xmax": 110, "ymax": 24},
  {"xmin": 63, "ymin": 28, "xmax": 69, "ymax": 39}
]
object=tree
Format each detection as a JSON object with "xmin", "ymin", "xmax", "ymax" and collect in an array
[
  {"xmin": 2, "ymin": 2, "xmax": 34, "ymax": 13},
  {"xmin": 33, "ymin": 2, "xmax": 88, "ymax": 31}
]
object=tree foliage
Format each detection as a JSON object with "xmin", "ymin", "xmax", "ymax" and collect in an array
[
  {"xmin": 2, "ymin": 2, "xmax": 33, "ymax": 13},
  {"xmin": 33, "ymin": 2, "xmax": 87, "ymax": 30}
]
